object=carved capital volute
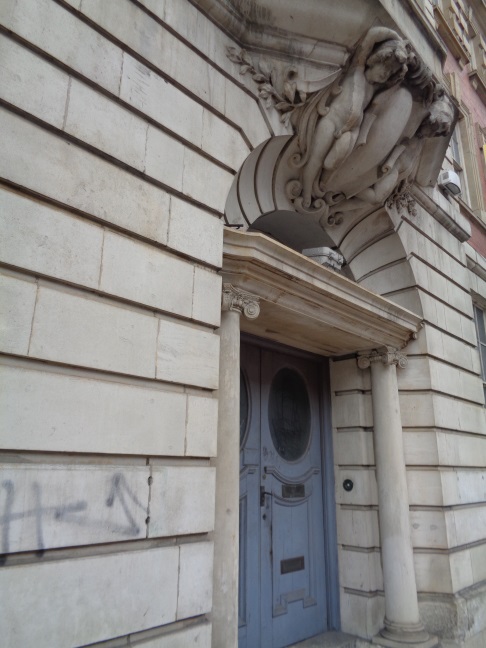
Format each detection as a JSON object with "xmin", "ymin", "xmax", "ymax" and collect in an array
[
  {"xmin": 357, "ymin": 346, "xmax": 408, "ymax": 370},
  {"xmin": 222, "ymin": 283, "xmax": 260, "ymax": 320}
]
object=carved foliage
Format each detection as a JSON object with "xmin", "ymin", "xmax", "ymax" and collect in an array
[{"xmin": 226, "ymin": 47, "xmax": 307, "ymax": 126}]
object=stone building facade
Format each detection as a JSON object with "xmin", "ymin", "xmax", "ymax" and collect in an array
[{"xmin": 0, "ymin": 1, "xmax": 485, "ymax": 647}]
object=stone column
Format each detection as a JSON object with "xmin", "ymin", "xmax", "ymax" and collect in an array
[
  {"xmin": 212, "ymin": 284, "xmax": 260, "ymax": 648},
  {"xmin": 358, "ymin": 348, "xmax": 437, "ymax": 648}
]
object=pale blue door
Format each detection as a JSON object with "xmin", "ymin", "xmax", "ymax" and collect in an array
[{"xmin": 239, "ymin": 344, "xmax": 328, "ymax": 648}]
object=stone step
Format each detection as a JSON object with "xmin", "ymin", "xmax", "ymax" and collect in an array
[{"xmin": 288, "ymin": 631, "xmax": 357, "ymax": 648}]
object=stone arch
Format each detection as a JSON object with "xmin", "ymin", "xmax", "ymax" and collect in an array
[{"xmin": 225, "ymin": 136, "xmax": 423, "ymax": 315}]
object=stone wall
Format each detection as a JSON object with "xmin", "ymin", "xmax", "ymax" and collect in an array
[
  {"xmin": 0, "ymin": 0, "xmax": 274, "ymax": 645},
  {"xmin": 331, "ymin": 194, "xmax": 486, "ymax": 646}
]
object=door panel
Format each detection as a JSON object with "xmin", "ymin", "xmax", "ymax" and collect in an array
[{"xmin": 239, "ymin": 343, "xmax": 328, "ymax": 648}]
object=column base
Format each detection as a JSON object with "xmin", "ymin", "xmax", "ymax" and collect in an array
[
  {"xmin": 372, "ymin": 620, "xmax": 439, "ymax": 648},
  {"xmin": 372, "ymin": 634, "xmax": 438, "ymax": 648}
]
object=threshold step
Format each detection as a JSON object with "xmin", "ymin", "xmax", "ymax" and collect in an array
[{"xmin": 288, "ymin": 631, "xmax": 357, "ymax": 648}]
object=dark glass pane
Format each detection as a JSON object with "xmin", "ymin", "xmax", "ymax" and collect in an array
[
  {"xmin": 481, "ymin": 344, "xmax": 486, "ymax": 381},
  {"xmin": 240, "ymin": 370, "xmax": 249, "ymax": 446},
  {"xmin": 475, "ymin": 306, "xmax": 486, "ymax": 343},
  {"xmin": 269, "ymin": 368, "xmax": 311, "ymax": 461}
]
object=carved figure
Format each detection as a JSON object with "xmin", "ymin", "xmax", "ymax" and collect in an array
[
  {"xmin": 296, "ymin": 27, "xmax": 408, "ymax": 207},
  {"xmin": 321, "ymin": 85, "xmax": 455, "ymax": 222},
  {"xmin": 226, "ymin": 26, "xmax": 456, "ymax": 235}
]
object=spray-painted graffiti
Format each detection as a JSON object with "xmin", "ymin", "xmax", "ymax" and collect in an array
[{"xmin": 0, "ymin": 470, "xmax": 149, "ymax": 560}]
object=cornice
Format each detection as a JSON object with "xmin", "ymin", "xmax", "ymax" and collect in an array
[
  {"xmin": 190, "ymin": 0, "xmax": 348, "ymax": 67},
  {"xmin": 433, "ymin": 6, "xmax": 471, "ymax": 67},
  {"xmin": 465, "ymin": 244, "xmax": 486, "ymax": 282},
  {"xmin": 397, "ymin": 0, "xmax": 448, "ymax": 61},
  {"xmin": 222, "ymin": 228, "xmax": 422, "ymax": 355},
  {"xmin": 468, "ymin": 70, "xmax": 486, "ymax": 106},
  {"xmin": 411, "ymin": 185, "xmax": 471, "ymax": 242},
  {"xmin": 194, "ymin": 0, "xmax": 446, "ymax": 69}
]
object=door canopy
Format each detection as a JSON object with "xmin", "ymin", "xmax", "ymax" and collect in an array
[{"xmin": 225, "ymin": 26, "xmax": 456, "ymax": 251}]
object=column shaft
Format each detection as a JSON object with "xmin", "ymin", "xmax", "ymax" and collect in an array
[
  {"xmin": 370, "ymin": 360, "xmax": 420, "ymax": 626},
  {"xmin": 365, "ymin": 353, "xmax": 437, "ymax": 648},
  {"xmin": 212, "ymin": 308, "xmax": 241, "ymax": 648}
]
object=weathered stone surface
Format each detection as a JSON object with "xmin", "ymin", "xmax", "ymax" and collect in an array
[
  {"xmin": 400, "ymin": 392, "xmax": 485, "ymax": 433},
  {"xmin": 0, "ymin": 364, "xmax": 187, "ymax": 455},
  {"xmin": 65, "ymin": 79, "xmax": 147, "ymax": 171},
  {"xmin": 0, "ymin": 273, "xmax": 37, "ymax": 355},
  {"xmin": 407, "ymin": 468, "xmax": 486, "ymax": 506},
  {"xmin": 182, "ymin": 147, "xmax": 234, "ymax": 213},
  {"xmin": 100, "ymin": 232, "xmax": 194, "ymax": 318},
  {"xmin": 156, "ymin": 319, "xmax": 219, "ymax": 389},
  {"xmin": 120, "ymin": 54, "xmax": 204, "ymax": 147},
  {"xmin": 336, "ymin": 430, "xmax": 374, "ymax": 466},
  {"xmin": 331, "ymin": 358, "xmax": 371, "ymax": 392},
  {"xmin": 340, "ymin": 589, "xmax": 384, "ymax": 639},
  {"xmin": 335, "ymin": 468, "xmax": 378, "ymax": 506},
  {"xmin": 149, "ymin": 466, "xmax": 215, "ymax": 537},
  {"xmin": 186, "ymin": 394, "xmax": 218, "ymax": 457},
  {"xmin": 339, "ymin": 548, "xmax": 383, "ymax": 591},
  {"xmin": 29, "ymin": 286, "xmax": 159, "ymax": 377},
  {"xmin": 201, "ymin": 108, "xmax": 250, "ymax": 171},
  {"xmin": 177, "ymin": 541, "xmax": 214, "ymax": 619},
  {"xmin": 0, "ymin": 546, "xmax": 179, "ymax": 647},
  {"xmin": 0, "ymin": 34, "xmax": 69, "ymax": 128},
  {"xmin": 145, "ymin": 126, "xmax": 185, "ymax": 191},
  {"xmin": 192, "ymin": 268, "xmax": 222, "ymax": 327},
  {"xmin": 0, "ymin": 189, "xmax": 103, "ymax": 289},
  {"xmin": 336, "ymin": 508, "xmax": 380, "ymax": 548},
  {"xmin": 168, "ymin": 197, "xmax": 223, "ymax": 267},
  {"xmin": 436, "ymin": 431, "xmax": 486, "ymax": 467},
  {"xmin": 133, "ymin": 622, "xmax": 211, "ymax": 647},
  {"xmin": 0, "ymin": 464, "xmax": 149, "ymax": 552},
  {"xmin": 332, "ymin": 393, "xmax": 373, "ymax": 428},
  {"xmin": 403, "ymin": 430, "xmax": 439, "ymax": 466},
  {"xmin": 1, "ymin": 109, "xmax": 170, "ymax": 244},
  {"xmin": 0, "ymin": 0, "xmax": 123, "ymax": 94}
]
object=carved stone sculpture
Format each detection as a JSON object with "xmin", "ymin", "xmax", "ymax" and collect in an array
[{"xmin": 227, "ymin": 27, "xmax": 455, "ymax": 237}]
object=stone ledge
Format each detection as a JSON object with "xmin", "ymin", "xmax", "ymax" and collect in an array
[{"xmin": 288, "ymin": 631, "xmax": 357, "ymax": 648}]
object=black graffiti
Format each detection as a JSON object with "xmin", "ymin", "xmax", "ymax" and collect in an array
[
  {"xmin": 106, "ymin": 473, "xmax": 146, "ymax": 536},
  {"xmin": 0, "ymin": 472, "xmax": 148, "ymax": 561}
]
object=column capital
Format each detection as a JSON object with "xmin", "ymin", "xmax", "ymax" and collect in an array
[
  {"xmin": 222, "ymin": 283, "xmax": 260, "ymax": 320},
  {"xmin": 357, "ymin": 346, "xmax": 407, "ymax": 370}
]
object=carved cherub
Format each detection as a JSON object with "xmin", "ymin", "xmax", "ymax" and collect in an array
[
  {"xmin": 320, "ymin": 89, "xmax": 454, "ymax": 223},
  {"xmin": 299, "ymin": 27, "xmax": 409, "ymax": 208}
]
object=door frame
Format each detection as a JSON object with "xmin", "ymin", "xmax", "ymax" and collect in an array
[{"xmin": 240, "ymin": 333, "xmax": 341, "ymax": 634}]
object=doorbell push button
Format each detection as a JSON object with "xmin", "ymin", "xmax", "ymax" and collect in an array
[{"xmin": 343, "ymin": 479, "xmax": 354, "ymax": 492}]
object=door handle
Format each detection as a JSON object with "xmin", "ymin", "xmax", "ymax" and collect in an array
[{"xmin": 260, "ymin": 486, "xmax": 272, "ymax": 507}]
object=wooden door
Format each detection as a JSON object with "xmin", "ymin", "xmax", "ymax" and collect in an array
[{"xmin": 239, "ymin": 343, "xmax": 328, "ymax": 648}]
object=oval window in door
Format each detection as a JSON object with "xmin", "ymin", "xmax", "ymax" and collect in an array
[{"xmin": 269, "ymin": 368, "xmax": 311, "ymax": 461}]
